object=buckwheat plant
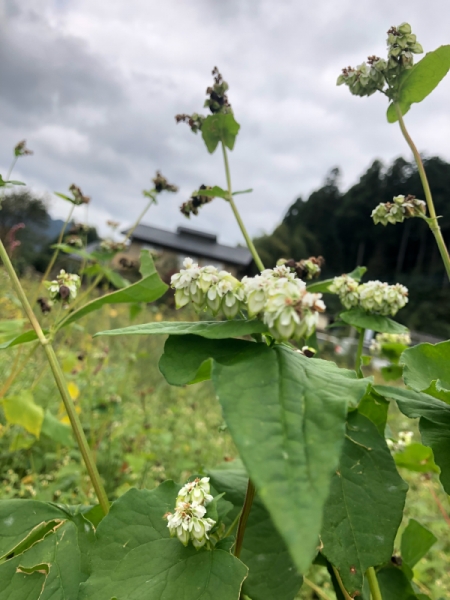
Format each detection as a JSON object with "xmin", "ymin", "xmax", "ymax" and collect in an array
[{"xmin": 1, "ymin": 22, "xmax": 450, "ymax": 600}]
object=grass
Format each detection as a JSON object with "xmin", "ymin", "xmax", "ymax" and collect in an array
[{"xmin": 1, "ymin": 271, "xmax": 450, "ymax": 599}]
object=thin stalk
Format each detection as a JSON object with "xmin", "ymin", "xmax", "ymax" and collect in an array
[
  {"xmin": 221, "ymin": 143, "xmax": 265, "ymax": 272},
  {"xmin": 0, "ymin": 238, "xmax": 109, "ymax": 515},
  {"xmin": 303, "ymin": 577, "xmax": 332, "ymax": 600},
  {"xmin": 123, "ymin": 194, "xmax": 156, "ymax": 243},
  {"xmin": 355, "ymin": 328, "xmax": 365, "ymax": 378},
  {"xmin": 427, "ymin": 478, "xmax": 450, "ymax": 529},
  {"xmin": 332, "ymin": 566, "xmax": 353, "ymax": 600},
  {"xmin": 223, "ymin": 509, "xmax": 242, "ymax": 540},
  {"xmin": 394, "ymin": 103, "xmax": 450, "ymax": 281},
  {"xmin": 5, "ymin": 156, "xmax": 18, "ymax": 182},
  {"xmin": 234, "ymin": 479, "xmax": 256, "ymax": 558},
  {"xmin": 220, "ymin": 142, "xmax": 265, "ymax": 559},
  {"xmin": 366, "ymin": 566, "xmax": 382, "ymax": 600},
  {"xmin": 35, "ymin": 204, "xmax": 75, "ymax": 302}
]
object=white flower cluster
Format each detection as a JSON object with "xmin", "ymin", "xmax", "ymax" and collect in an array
[
  {"xmin": 330, "ymin": 276, "xmax": 408, "ymax": 316},
  {"xmin": 165, "ymin": 477, "xmax": 215, "ymax": 549},
  {"xmin": 328, "ymin": 275, "xmax": 360, "ymax": 309},
  {"xmin": 171, "ymin": 259, "xmax": 326, "ymax": 341},
  {"xmin": 387, "ymin": 431, "xmax": 413, "ymax": 453},
  {"xmin": 171, "ymin": 258, "xmax": 245, "ymax": 318},
  {"xmin": 370, "ymin": 332, "xmax": 411, "ymax": 355},
  {"xmin": 45, "ymin": 270, "xmax": 80, "ymax": 303},
  {"xmin": 372, "ymin": 195, "xmax": 426, "ymax": 226}
]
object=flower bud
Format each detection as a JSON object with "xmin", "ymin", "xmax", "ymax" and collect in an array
[{"xmin": 398, "ymin": 22, "xmax": 412, "ymax": 35}]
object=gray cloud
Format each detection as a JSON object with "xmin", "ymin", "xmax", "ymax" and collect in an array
[{"xmin": 1, "ymin": 0, "xmax": 449, "ymax": 244}]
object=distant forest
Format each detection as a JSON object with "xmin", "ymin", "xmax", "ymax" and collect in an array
[{"xmin": 254, "ymin": 156, "xmax": 450, "ymax": 337}]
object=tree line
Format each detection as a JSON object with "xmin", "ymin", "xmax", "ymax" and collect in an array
[{"xmin": 254, "ymin": 156, "xmax": 450, "ymax": 337}]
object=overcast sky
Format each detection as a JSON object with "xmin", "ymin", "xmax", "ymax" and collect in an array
[{"xmin": 1, "ymin": 0, "xmax": 449, "ymax": 245}]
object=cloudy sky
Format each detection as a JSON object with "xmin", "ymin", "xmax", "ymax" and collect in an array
[{"xmin": 1, "ymin": 0, "xmax": 449, "ymax": 245}]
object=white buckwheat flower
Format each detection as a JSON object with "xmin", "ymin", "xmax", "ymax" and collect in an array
[
  {"xmin": 263, "ymin": 278, "xmax": 324, "ymax": 340},
  {"xmin": 165, "ymin": 477, "xmax": 216, "ymax": 549},
  {"xmin": 329, "ymin": 275, "xmax": 360, "ymax": 309}
]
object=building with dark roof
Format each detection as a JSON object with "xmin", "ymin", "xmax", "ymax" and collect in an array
[{"xmin": 117, "ymin": 224, "xmax": 253, "ymax": 277}]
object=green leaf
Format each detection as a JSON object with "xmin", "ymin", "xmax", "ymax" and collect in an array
[
  {"xmin": 374, "ymin": 385, "xmax": 450, "ymax": 493},
  {"xmin": 0, "ymin": 500, "xmax": 68, "ymax": 559},
  {"xmin": 340, "ymin": 307, "xmax": 409, "ymax": 334},
  {"xmin": 321, "ymin": 412, "xmax": 408, "ymax": 595},
  {"xmin": 0, "ymin": 513, "xmax": 94, "ymax": 599},
  {"xmin": 201, "ymin": 113, "xmax": 241, "ymax": 153},
  {"xmin": 41, "ymin": 411, "xmax": 73, "ymax": 447},
  {"xmin": 380, "ymin": 342, "xmax": 408, "ymax": 364},
  {"xmin": 96, "ymin": 319, "xmax": 268, "ymax": 341},
  {"xmin": 160, "ymin": 336, "xmax": 247, "ymax": 386},
  {"xmin": 381, "ymin": 365, "xmax": 404, "ymax": 381},
  {"xmin": 83, "ymin": 263, "xmax": 130, "ymax": 289},
  {"xmin": 212, "ymin": 342, "xmax": 368, "ymax": 574},
  {"xmin": 0, "ymin": 329, "xmax": 41, "ymax": 350},
  {"xmin": 401, "ymin": 519, "xmax": 437, "ymax": 568},
  {"xmin": 357, "ymin": 386, "xmax": 389, "ymax": 435},
  {"xmin": 188, "ymin": 358, "xmax": 212, "ymax": 385},
  {"xmin": 394, "ymin": 443, "xmax": 439, "ymax": 474},
  {"xmin": 59, "ymin": 250, "xmax": 167, "ymax": 328},
  {"xmin": 387, "ymin": 45, "xmax": 450, "ymax": 122},
  {"xmin": 233, "ymin": 189, "xmax": 253, "ymax": 196},
  {"xmin": 54, "ymin": 191, "xmax": 76, "ymax": 204},
  {"xmin": 0, "ymin": 554, "xmax": 46, "ymax": 600},
  {"xmin": 2, "ymin": 391, "xmax": 44, "ymax": 438},
  {"xmin": 376, "ymin": 565, "xmax": 419, "ymax": 600},
  {"xmin": 80, "ymin": 483, "xmax": 248, "ymax": 600},
  {"xmin": 192, "ymin": 185, "xmax": 230, "ymax": 199},
  {"xmin": 401, "ymin": 340, "xmax": 450, "ymax": 404},
  {"xmin": 306, "ymin": 266, "xmax": 366, "ymax": 293},
  {"xmin": 208, "ymin": 467, "xmax": 303, "ymax": 600}
]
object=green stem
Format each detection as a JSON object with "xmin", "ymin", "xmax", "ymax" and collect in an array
[
  {"xmin": 332, "ymin": 566, "xmax": 353, "ymax": 600},
  {"xmin": 223, "ymin": 509, "xmax": 242, "ymax": 540},
  {"xmin": 234, "ymin": 479, "xmax": 256, "ymax": 558},
  {"xmin": 303, "ymin": 577, "xmax": 333, "ymax": 600},
  {"xmin": 123, "ymin": 193, "xmax": 156, "ymax": 243},
  {"xmin": 34, "ymin": 204, "xmax": 75, "ymax": 304},
  {"xmin": 394, "ymin": 103, "xmax": 450, "ymax": 281},
  {"xmin": 355, "ymin": 328, "xmax": 365, "ymax": 378},
  {"xmin": 221, "ymin": 143, "xmax": 265, "ymax": 272},
  {"xmin": 366, "ymin": 566, "xmax": 382, "ymax": 600},
  {"xmin": 6, "ymin": 156, "xmax": 18, "ymax": 182},
  {"xmin": 0, "ymin": 238, "xmax": 109, "ymax": 515}
]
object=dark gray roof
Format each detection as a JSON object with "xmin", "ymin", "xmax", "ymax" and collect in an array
[{"xmin": 129, "ymin": 224, "xmax": 252, "ymax": 267}]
